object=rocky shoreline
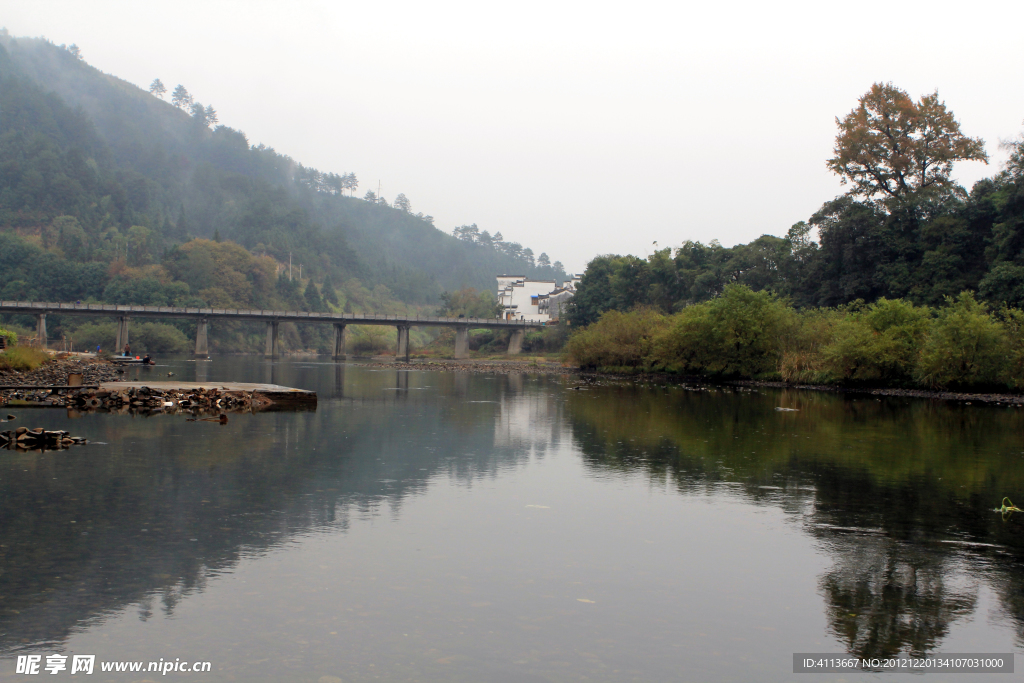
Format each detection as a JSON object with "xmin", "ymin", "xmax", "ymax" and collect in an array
[
  {"xmin": 365, "ymin": 359, "xmax": 577, "ymax": 375},
  {"xmin": 0, "ymin": 354, "xmax": 123, "ymax": 387},
  {"xmin": 720, "ymin": 379, "xmax": 1024, "ymax": 405},
  {"xmin": 363, "ymin": 358, "xmax": 1024, "ymax": 405}
]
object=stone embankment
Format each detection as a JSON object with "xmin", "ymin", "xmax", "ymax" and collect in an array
[
  {"xmin": 367, "ymin": 359, "xmax": 576, "ymax": 376},
  {"xmin": 9, "ymin": 384, "xmax": 271, "ymax": 415}
]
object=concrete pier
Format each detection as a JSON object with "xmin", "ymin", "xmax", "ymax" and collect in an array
[
  {"xmin": 115, "ymin": 316, "xmax": 129, "ymax": 353},
  {"xmin": 194, "ymin": 319, "xmax": 209, "ymax": 358},
  {"xmin": 332, "ymin": 323, "xmax": 346, "ymax": 360},
  {"xmin": 36, "ymin": 314, "xmax": 46, "ymax": 350},
  {"xmin": 507, "ymin": 329, "xmax": 524, "ymax": 355},
  {"xmin": 454, "ymin": 326, "xmax": 469, "ymax": 360},
  {"xmin": 264, "ymin": 321, "xmax": 279, "ymax": 358},
  {"xmin": 396, "ymin": 325, "xmax": 411, "ymax": 362}
]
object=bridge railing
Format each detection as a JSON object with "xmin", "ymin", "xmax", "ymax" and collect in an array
[{"xmin": 0, "ymin": 301, "xmax": 541, "ymax": 327}]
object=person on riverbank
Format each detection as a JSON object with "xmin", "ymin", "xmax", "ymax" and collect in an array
[{"xmin": 123, "ymin": 343, "xmax": 131, "ymax": 357}]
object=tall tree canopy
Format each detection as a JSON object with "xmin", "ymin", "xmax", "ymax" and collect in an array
[
  {"xmin": 827, "ymin": 83, "xmax": 987, "ymax": 206},
  {"xmin": 170, "ymin": 84, "xmax": 192, "ymax": 110}
]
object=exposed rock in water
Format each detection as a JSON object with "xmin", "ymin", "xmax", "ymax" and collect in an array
[{"xmin": 0, "ymin": 426, "xmax": 87, "ymax": 451}]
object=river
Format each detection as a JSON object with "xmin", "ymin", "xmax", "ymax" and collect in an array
[{"xmin": 1, "ymin": 357, "xmax": 1022, "ymax": 681}]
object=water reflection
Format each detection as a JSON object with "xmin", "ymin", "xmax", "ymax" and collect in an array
[
  {"xmin": 819, "ymin": 534, "xmax": 977, "ymax": 658},
  {"xmin": 1, "ymin": 361, "xmax": 1022, "ymax": 676},
  {"xmin": 0, "ymin": 362, "xmax": 544, "ymax": 654},
  {"xmin": 566, "ymin": 384, "xmax": 1024, "ymax": 655}
]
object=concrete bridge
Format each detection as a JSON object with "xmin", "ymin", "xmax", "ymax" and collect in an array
[{"xmin": 0, "ymin": 301, "xmax": 545, "ymax": 361}]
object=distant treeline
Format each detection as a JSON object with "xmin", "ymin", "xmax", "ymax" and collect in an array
[{"xmin": 567, "ymin": 285, "xmax": 1024, "ymax": 391}]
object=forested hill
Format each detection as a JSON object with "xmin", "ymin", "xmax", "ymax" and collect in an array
[{"xmin": 0, "ymin": 32, "xmax": 567, "ymax": 306}]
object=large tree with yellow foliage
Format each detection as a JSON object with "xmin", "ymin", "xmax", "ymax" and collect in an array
[{"xmin": 827, "ymin": 83, "xmax": 988, "ymax": 207}]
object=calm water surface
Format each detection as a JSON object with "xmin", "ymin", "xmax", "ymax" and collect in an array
[{"xmin": 1, "ymin": 357, "xmax": 1023, "ymax": 682}]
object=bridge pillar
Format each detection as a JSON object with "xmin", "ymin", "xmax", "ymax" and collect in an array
[
  {"xmin": 332, "ymin": 323, "xmax": 347, "ymax": 360},
  {"xmin": 194, "ymin": 319, "xmax": 209, "ymax": 358},
  {"xmin": 396, "ymin": 325, "xmax": 411, "ymax": 362},
  {"xmin": 454, "ymin": 326, "xmax": 469, "ymax": 360},
  {"xmin": 507, "ymin": 328, "xmax": 524, "ymax": 355},
  {"xmin": 115, "ymin": 316, "xmax": 129, "ymax": 354},
  {"xmin": 264, "ymin": 321, "xmax": 279, "ymax": 358},
  {"xmin": 36, "ymin": 314, "xmax": 47, "ymax": 350}
]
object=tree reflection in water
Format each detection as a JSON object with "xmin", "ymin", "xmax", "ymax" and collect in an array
[
  {"xmin": 566, "ymin": 382, "xmax": 1024, "ymax": 656},
  {"xmin": 818, "ymin": 535, "xmax": 976, "ymax": 658}
]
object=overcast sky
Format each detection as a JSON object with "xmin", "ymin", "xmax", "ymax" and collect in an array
[{"xmin": 5, "ymin": 0, "xmax": 1024, "ymax": 272}]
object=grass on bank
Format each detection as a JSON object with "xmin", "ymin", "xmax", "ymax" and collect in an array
[
  {"xmin": 566, "ymin": 284, "xmax": 1024, "ymax": 391},
  {"xmin": 0, "ymin": 346, "xmax": 51, "ymax": 372}
]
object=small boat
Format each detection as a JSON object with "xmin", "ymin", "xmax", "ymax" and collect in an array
[{"xmin": 111, "ymin": 356, "xmax": 155, "ymax": 365}]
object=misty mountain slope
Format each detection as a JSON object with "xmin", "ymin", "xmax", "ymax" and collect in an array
[{"xmin": 0, "ymin": 33, "xmax": 565, "ymax": 302}]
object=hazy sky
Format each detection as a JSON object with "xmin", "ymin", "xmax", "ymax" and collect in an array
[{"xmin": 5, "ymin": 0, "xmax": 1024, "ymax": 272}]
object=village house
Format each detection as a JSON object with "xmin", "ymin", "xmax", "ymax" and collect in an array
[{"xmin": 496, "ymin": 275, "xmax": 581, "ymax": 322}]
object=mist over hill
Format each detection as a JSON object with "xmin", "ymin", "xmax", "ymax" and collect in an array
[{"xmin": 0, "ymin": 31, "xmax": 567, "ymax": 309}]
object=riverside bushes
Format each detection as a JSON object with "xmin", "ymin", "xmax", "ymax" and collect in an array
[
  {"xmin": 0, "ymin": 347, "xmax": 50, "ymax": 372},
  {"xmin": 565, "ymin": 308, "xmax": 668, "ymax": 371},
  {"xmin": 567, "ymin": 285, "xmax": 1024, "ymax": 390},
  {"xmin": 652, "ymin": 286, "xmax": 792, "ymax": 376}
]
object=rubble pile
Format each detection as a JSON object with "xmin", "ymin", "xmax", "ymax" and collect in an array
[
  {"xmin": 1, "ymin": 426, "xmax": 87, "ymax": 451},
  {"xmin": 0, "ymin": 354, "xmax": 122, "ymax": 387},
  {"xmin": 62, "ymin": 385, "xmax": 271, "ymax": 415}
]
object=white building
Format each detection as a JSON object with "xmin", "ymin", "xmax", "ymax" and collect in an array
[{"xmin": 497, "ymin": 274, "xmax": 581, "ymax": 322}]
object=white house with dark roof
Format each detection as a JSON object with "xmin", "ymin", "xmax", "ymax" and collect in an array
[{"xmin": 497, "ymin": 274, "xmax": 581, "ymax": 322}]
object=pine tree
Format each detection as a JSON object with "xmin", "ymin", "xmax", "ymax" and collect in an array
[
  {"xmin": 148, "ymin": 78, "xmax": 167, "ymax": 98},
  {"xmin": 304, "ymin": 279, "xmax": 324, "ymax": 311},
  {"xmin": 175, "ymin": 206, "xmax": 190, "ymax": 240},
  {"xmin": 171, "ymin": 85, "xmax": 193, "ymax": 110},
  {"xmin": 322, "ymin": 273, "xmax": 339, "ymax": 305}
]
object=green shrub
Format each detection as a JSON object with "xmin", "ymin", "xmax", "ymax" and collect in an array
[
  {"xmin": 567, "ymin": 308, "xmax": 668, "ymax": 369},
  {"xmin": 652, "ymin": 285, "xmax": 791, "ymax": 377},
  {"xmin": 135, "ymin": 323, "xmax": 190, "ymax": 353},
  {"xmin": 779, "ymin": 309, "xmax": 837, "ymax": 383},
  {"xmin": 470, "ymin": 329, "xmax": 508, "ymax": 353},
  {"xmin": 522, "ymin": 325, "xmax": 569, "ymax": 353},
  {"xmin": 1000, "ymin": 307, "xmax": 1024, "ymax": 389},
  {"xmin": 915, "ymin": 292, "xmax": 1007, "ymax": 388},
  {"xmin": 0, "ymin": 327, "xmax": 18, "ymax": 346},
  {"xmin": 0, "ymin": 346, "xmax": 50, "ymax": 371},
  {"xmin": 69, "ymin": 321, "xmax": 189, "ymax": 354},
  {"xmin": 69, "ymin": 322, "xmax": 117, "ymax": 353},
  {"xmin": 348, "ymin": 325, "xmax": 393, "ymax": 356},
  {"xmin": 822, "ymin": 298, "xmax": 931, "ymax": 384}
]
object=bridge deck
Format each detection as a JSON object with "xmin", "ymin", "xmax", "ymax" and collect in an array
[{"xmin": 0, "ymin": 301, "xmax": 543, "ymax": 328}]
